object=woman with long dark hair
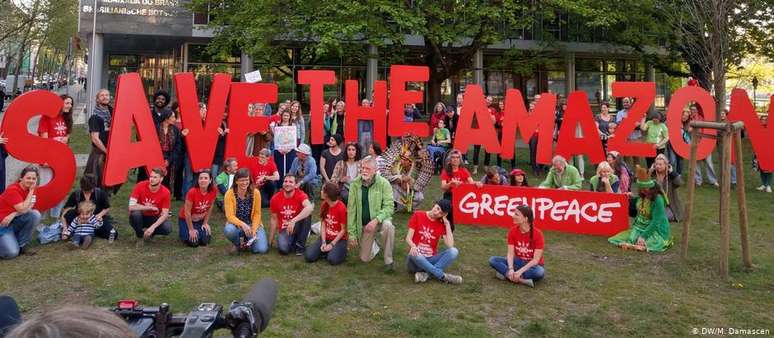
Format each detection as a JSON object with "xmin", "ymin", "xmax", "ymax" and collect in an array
[
  {"xmin": 509, "ymin": 168, "xmax": 530, "ymax": 187},
  {"xmin": 608, "ymin": 167, "xmax": 673, "ymax": 252},
  {"xmin": 304, "ymin": 182, "xmax": 348, "ymax": 265},
  {"xmin": 330, "ymin": 142, "xmax": 362, "ymax": 203},
  {"xmin": 223, "ymin": 168, "xmax": 267, "ymax": 254},
  {"xmin": 37, "ymin": 94, "xmax": 73, "ymax": 219},
  {"xmin": 179, "ymin": 170, "xmax": 217, "ymax": 247},
  {"xmin": 157, "ymin": 110, "xmax": 182, "ymax": 190},
  {"xmin": 488, "ymin": 204, "xmax": 545, "ymax": 287}
]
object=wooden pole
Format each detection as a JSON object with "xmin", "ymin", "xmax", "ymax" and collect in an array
[
  {"xmin": 682, "ymin": 128, "xmax": 700, "ymax": 259},
  {"xmin": 719, "ymin": 129, "xmax": 732, "ymax": 280},
  {"xmin": 733, "ymin": 130, "xmax": 752, "ymax": 268}
]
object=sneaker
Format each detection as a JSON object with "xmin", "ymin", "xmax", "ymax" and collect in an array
[
  {"xmin": 442, "ymin": 273, "xmax": 463, "ymax": 285},
  {"xmin": 414, "ymin": 272, "xmax": 429, "ymax": 283},
  {"xmin": 384, "ymin": 262, "xmax": 395, "ymax": 273},
  {"xmin": 495, "ymin": 272, "xmax": 506, "ymax": 281},
  {"xmin": 756, "ymin": 185, "xmax": 766, "ymax": 191},
  {"xmin": 766, "ymin": 186, "xmax": 772, "ymax": 193},
  {"xmin": 519, "ymin": 278, "xmax": 535, "ymax": 288},
  {"xmin": 712, "ymin": 182, "xmax": 720, "ymax": 187},
  {"xmin": 19, "ymin": 246, "xmax": 37, "ymax": 256}
]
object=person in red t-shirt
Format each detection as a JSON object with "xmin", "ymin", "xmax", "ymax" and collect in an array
[
  {"xmin": 304, "ymin": 182, "xmax": 348, "ymax": 265},
  {"xmin": 440, "ymin": 149, "xmax": 481, "ymax": 231},
  {"xmin": 178, "ymin": 170, "xmax": 217, "ymax": 247},
  {"xmin": 405, "ymin": 200, "xmax": 462, "ymax": 284},
  {"xmin": 269, "ymin": 174, "xmax": 314, "ymax": 255},
  {"xmin": 128, "ymin": 168, "xmax": 172, "ymax": 242},
  {"xmin": 37, "ymin": 94, "xmax": 74, "ymax": 220},
  {"xmin": 0, "ymin": 166, "xmax": 41, "ymax": 259},
  {"xmin": 251, "ymin": 148, "xmax": 280, "ymax": 207},
  {"xmin": 489, "ymin": 204, "xmax": 545, "ymax": 287}
]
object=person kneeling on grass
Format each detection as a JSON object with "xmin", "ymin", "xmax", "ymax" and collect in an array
[
  {"xmin": 305, "ymin": 182, "xmax": 348, "ymax": 265},
  {"xmin": 179, "ymin": 170, "xmax": 217, "ymax": 247},
  {"xmin": 62, "ymin": 201, "xmax": 102, "ymax": 250},
  {"xmin": 128, "ymin": 167, "xmax": 172, "ymax": 244},
  {"xmin": 223, "ymin": 168, "xmax": 267, "ymax": 254},
  {"xmin": 406, "ymin": 199, "xmax": 462, "ymax": 284},
  {"xmin": 270, "ymin": 174, "xmax": 314, "ymax": 255},
  {"xmin": 488, "ymin": 204, "xmax": 545, "ymax": 287}
]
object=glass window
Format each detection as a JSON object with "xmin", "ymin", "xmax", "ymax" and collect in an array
[
  {"xmin": 576, "ymin": 72, "xmax": 603, "ymax": 104},
  {"xmin": 547, "ymin": 71, "xmax": 566, "ymax": 98}
]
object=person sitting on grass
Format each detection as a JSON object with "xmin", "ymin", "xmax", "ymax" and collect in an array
[
  {"xmin": 488, "ymin": 204, "xmax": 545, "ymax": 288},
  {"xmin": 62, "ymin": 201, "xmax": 101, "ymax": 250},
  {"xmin": 179, "ymin": 170, "xmax": 217, "ymax": 247},
  {"xmin": 215, "ymin": 158, "xmax": 238, "ymax": 210},
  {"xmin": 509, "ymin": 168, "xmax": 530, "ymax": 187},
  {"xmin": 270, "ymin": 174, "xmax": 314, "ymax": 255},
  {"xmin": 305, "ymin": 182, "xmax": 348, "ymax": 265},
  {"xmin": 128, "ymin": 167, "xmax": 172, "ymax": 244},
  {"xmin": 588, "ymin": 161, "xmax": 620, "ymax": 193},
  {"xmin": 0, "ymin": 165, "xmax": 41, "ymax": 259},
  {"xmin": 223, "ymin": 168, "xmax": 267, "ymax": 254},
  {"xmin": 608, "ymin": 166, "xmax": 674, "ymax": 252},
  {"xmin": 60, "ymin": 174, "xmax": 116, "ymax": 241},
  {"xmin": 250, "ymin": 148, "xmax": 280, "ymax": 208},
  {"xmin": 538, "ymin": 155, "xmax": 583, "ymax": 190},
  {"xmin": 405, "ymin": 199, "xmax": 463, "ymax": 284}
]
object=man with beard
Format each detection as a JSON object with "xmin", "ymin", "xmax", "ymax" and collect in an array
[
  {"xmin": 269, "ymin": 174, "xmax": 314, "ymax": 255},
  {"xmin": 85, "ymin": 89, "xmax": 117, "ymax": 194},
  {"xmin": 150, "ymin": 90, "xmax": 172, "ymax": 128},
  {"xmin": 128, "ymin": 167, "xmax": 172, "ymax": 244},
  {"xmin": 347, "ymin": 156, "xmax": 396, "ymax": 271}
]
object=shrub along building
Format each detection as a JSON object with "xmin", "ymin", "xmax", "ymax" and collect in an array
[{"xmin": 79, "ymin": 1, "xmax": 672, "ymax": 114}]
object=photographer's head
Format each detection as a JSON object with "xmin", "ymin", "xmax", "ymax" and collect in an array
[{"xmin": 7, "ymin": 305, "xmax": 134, "ymax": 338}]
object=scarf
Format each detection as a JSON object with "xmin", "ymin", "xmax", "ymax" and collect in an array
[{"xmin": 94, "ymin": 104, "xmax": 112, "ymax": 129}]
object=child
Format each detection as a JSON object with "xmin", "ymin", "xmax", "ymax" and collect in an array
[
  {"xmin": 488, "ymin": 204, "xmax": 545, "ymax": 287},
  {"xmin": 62, "ymin": 201, "xmax": 102, "ymax": 249}
]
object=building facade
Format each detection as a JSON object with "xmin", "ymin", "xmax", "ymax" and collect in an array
[{"xmin": 79, "ymin": 1, "xmax": 672, "ymax": 113}]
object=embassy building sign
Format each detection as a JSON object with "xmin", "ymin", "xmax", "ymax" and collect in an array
[{"xmin": 79, "ymin": 0, "xmax": 192, "ymax": 36}]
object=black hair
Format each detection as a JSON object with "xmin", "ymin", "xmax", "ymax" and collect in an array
[
  {"xmin": 370, "ymin": 142, "xmax": 383, "ymax": 156},
  {"xmin": 59, "ymin": 94, "xmax": 74, "ymax": 134},
  {"xmin": 194, "ymin": 169, "xmax": 215, "ymax": 193},
  {"xmin": 345, "ymin": 142, "xmax": 362, "ymax": 161},
  {"xmin": 80, "ymin": 174, "xmax": 97, "ymax": 192},
  {"xmin": 230, "ymin": 168, "xmax": 254, "ymax": 201},
  {"xmin": 153, "ymin": 90, "xmax": 170, "ymax": 106}
]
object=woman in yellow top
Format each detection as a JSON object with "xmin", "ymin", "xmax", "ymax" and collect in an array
[{"xmin": 223, "ymin": 168, "xmax": 266, "ymax": 254}]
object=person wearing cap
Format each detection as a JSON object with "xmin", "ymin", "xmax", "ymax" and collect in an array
[
  {"xmin": 509, "ymin": 168, "xmax": 530, "ymax": 187},
  {"xmin": 405, "ymin": 199, "xmax": 462, "ymax": 284},
  {"xmin": 347, "ymin": 156, "xmax": 396, "ymax": 271},
  {"xmin": 538, "ymin": 155, "xmax": 583, "ymax": 190},
  {"xmin": 640, "ymin": 112, "xmax": 669, "ymax": 169},
  {"xmin": 608, "ymin": 166, "xmax": 673, "ymax": 252},
  {"xmin": 288, "ymin": 143, "xmax": 320, "ymax": 200}
]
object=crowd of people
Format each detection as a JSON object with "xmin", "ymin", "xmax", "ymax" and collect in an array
[{"xmin": 0, "ymin": 85, "xmax": 769, "ymax": 287}]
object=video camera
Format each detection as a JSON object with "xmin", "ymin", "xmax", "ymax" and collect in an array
[{"xmin": 110, "ymin": 278, "xmax": 278, "ymax": 338}]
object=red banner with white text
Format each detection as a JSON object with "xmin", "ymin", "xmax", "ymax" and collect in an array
[{"xmin": 452, "ymin": 184, "xmax": 629, "ymax": 236}]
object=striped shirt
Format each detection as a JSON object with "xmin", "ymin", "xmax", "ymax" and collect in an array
[{"xmin": 67, "ymin": 215, "xmax": 103, "ymax": 236}]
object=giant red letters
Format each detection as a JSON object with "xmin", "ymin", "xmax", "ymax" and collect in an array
[
  {"xmin": 727, "ymin": 88, "xmax": 774, "ymax": 171},
  {"xmin": 388, "ymin": 65, "xmax": 430, "ymax": 138},
  {"xmin": 103, "ymin": 73, "xmax": 165, "ymax": 186},
  {"xmin": 608, "ymin": 82, "xmax": 656, "ymax": 157},
  {"xmin": 499, "ymin": 90, "xmax": 555, "ymax": 163},
  {"xmin": 0, "ymin": 91, "xmax": 76, "ymax": 211},
  {"xmin": 453, "ymin": 85, "xmax": 501, "ymax": 154},
  {"xmin": 665, "ymin": 86, "xmax": 716, "ymax": 160},
  {"xmin": 452, "ymin": 184, "xmax": 629, "ymax": 236},
  {"xmin": 298, "ymin": 70, "xmax": 336, "ymax": 145},
  {"xmin": 555, "ymin": 91, "xmax": 606, "ymax": 163},
  {"xmin": 225, "ymin": 83, "xmax": 275, "ymax": 169},
  {"xmin": 174, "ymin": 73, "xmax": 230, "ymax": 171},
  {"xmin": 344, "ymin": 80, "xmax": 388, "ymax": 148}
]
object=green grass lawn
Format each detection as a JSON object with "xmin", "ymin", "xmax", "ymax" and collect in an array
[{"xmin": 1, "ymin": 131, "xmax": 772, "ymax": 337}]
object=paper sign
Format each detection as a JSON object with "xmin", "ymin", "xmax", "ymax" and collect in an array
[
  {"xmin": 274, "ymin": 126, "xmax": 297, "ymax": 152},
  {"xmin": 245, "ymin": 70, "xmax": 262, "ymax": 83}
]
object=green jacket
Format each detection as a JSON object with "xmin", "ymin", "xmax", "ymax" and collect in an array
[
  {"xmin": 347, "ymin": 174, "xmax": 394, "ymax": 240},
  {"xmin": 539, "ymin": 164, "xmax": 583, "ymax": 190}
]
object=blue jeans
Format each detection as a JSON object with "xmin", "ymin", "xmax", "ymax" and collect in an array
[
  {"xmin": 488, "ymin": 256, "xmax": 545, "ymax": 281},
  {"xmin": 277, "ymin": 217, "xmax": 311, "ymax": 255},
  {"xmin": 178, "ymin": 218, "xmax": 211, "ymax": 247},
  {"xmin": 224, "ymin": 223, "xmax": 268, "ymax": 254},
  {"xmin": 406, "ymin": 247, "xmax": 459, "ymax": 280},
  {"xmin": 71, "ymin": 234, "xmax": 93, "ymax": 247},
  {"xmin": 695, "ymin": 154, "xmax": 718, "ymax": 185},
  {"xmin": 0, "ymin": 210, "xmax": 40, "ymax": 259},
  {"xmin": 304, "ymin": 237, "xmax": 348, "ymax": 265},
  {"xmin": 182, "ymin": 154, "xmax": 194, "ymax": 196}
]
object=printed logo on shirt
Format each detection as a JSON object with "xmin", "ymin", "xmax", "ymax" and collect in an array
[
  {"xmin": 515, "ymin": 240, "xmax": 533, "ymax": 257},
  {"xmin": 280, "ymin": 205, "xmax": 297, "ymax": 220},
  {"xmin": 417, "ymin": 225, "xmax": 437, "ymax": 256}
]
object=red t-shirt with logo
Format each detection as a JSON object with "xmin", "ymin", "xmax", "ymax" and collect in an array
[
  {"xmin": 441, "ymin": 167, "xmax": 471, "ymax": 191},
  {"xmin": 269, "ymin": 189, "xmax": 308, "ymax": 231},
  {"xmin": 250, "ymin": 160, "xmax": 278, "ymax": 186},
  {"xmin": 130, "ymin": 181, "xmax": 171, "ymax": 217},
  {"xmin": 179, "ymin": 187, "xmax": 217, "ymax": 220},
  {"xmin": 409, "ymin": 211, "xmax": 447, "ymax": 257},
  {"xmin": 507, "ymin": 226, "xmax": 545, "ymax": 265},
  {"xmin": 0, "ymin": 183, "xmax": 29, "ymax": 221},
  {"xmin": 322, "ymin": 200, "xmax": 347, "ymax": 241},
  {"xmin": 38, "ymin": 115, "xmax": 69, "ymax": 142}
]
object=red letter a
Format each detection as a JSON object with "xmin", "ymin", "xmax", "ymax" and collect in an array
[{"xmin": 174, "ymin": 73, "xmax": 230, "ymax": 171}]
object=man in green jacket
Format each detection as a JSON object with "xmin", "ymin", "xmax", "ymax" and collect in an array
[
  {"xmin": 347, "ymin": 156, "xmax": 396, "ymax": 271},
  {"xmin": 539, "ymin": 155, "xmax": 583, "ymax": 190}
]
